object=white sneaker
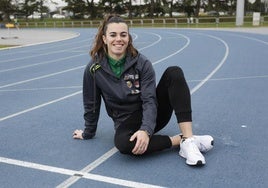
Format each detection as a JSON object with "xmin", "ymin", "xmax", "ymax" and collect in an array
[
  {"xmin": 193, "ymin": 135, "xmax": 214, "ymax": 153},
  {"xmin": 179, "ymin": 137, "xmax": 206, "ymax": 166}
]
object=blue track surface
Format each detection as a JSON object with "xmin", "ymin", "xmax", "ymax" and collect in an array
[{"xmin": 0, "ymin": 28, "xmax": 268, "ymax": 188}]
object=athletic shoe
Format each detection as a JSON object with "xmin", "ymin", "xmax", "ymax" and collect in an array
[
  {"xmin": 193, "ymin": 135, "xmax": 214, "ymax": 153},
  {"xmin": 179, "ymin": 137, "xmax": 206, "ymax": 166}
]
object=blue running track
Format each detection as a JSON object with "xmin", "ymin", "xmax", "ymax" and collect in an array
[{"xmin": 0, "ymin": 28, "xmax": 268, "ymax": 188}]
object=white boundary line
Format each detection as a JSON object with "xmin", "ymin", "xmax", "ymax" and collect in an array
[
  {"xmin": 0, "ymin": 30, "xmax": 80, "ymax": 51},
  {"xmin": 0, "ymin": 65, "xmax": 85, "ymax": 89},
  {"xmin": 0, "ymin": 35, "xmax": 93, "ymax": 59},
  {"xmin": 0, "ymin": 90, "xmax": 82, "ymax": 122},
  {"xmin": 0, "ymin": 86, "xmax": 82, "ymax": 92},
  {"xmin": 153, "ymin": 32, "xmax": 190, "ymax": 66},
  {"xmin": 139, "ymin": 32, "xmax": 162, "ymax": 50},
  {"xmin": 56, "ymin": 147, "xmax": 118, "ymax": 188},
  {"xmin": 227, "ymin": 33, "xmax": 268, "ymax": 46},
  {"xmin": 0, "ymin": 156, "xmax": 165, "ymax": 188},
  {"xmin": 190, "ymin": 33, "xmax": 229, "ymax": 94},
  {"xmin": 0, "ymin": 43, "xmax": 89, "ymax": 65},
  {"xmin": 188, "ymin": 75, "xmax": 268, "ymax": 82},
  {"xmin": 0, "ymin": 53, "xmax": 86, "ymax": 73}
]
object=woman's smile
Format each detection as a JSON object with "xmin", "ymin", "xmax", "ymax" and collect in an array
[{"xmin": 103, "ymin": 22, "xmax": 129, "ymax": 60}]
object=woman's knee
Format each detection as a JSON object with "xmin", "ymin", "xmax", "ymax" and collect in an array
[
  {"xmin": 114, "ymin": 133, "xmax": 134, "ymax": 154},
  {"xmin": 164, "ymin": 66, "xmax": 184, "ymax": 79}
]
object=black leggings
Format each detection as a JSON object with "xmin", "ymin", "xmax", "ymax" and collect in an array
[{"xmin": 114, "ymin": 66, "xmax": 192, "ymax": 155}]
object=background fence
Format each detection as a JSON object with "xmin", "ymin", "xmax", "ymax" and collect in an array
[{"xmin": 2, "ymin": 16, "xmax": 268, "ymax": 29}]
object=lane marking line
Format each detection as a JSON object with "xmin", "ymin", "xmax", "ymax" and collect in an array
[
  {"xmin": 153, "ymin": 32, "xmax": 190, "ymax": 66},
  {"xmin": 228, "ymin": 33, "xmax": 268, "ymax": 46},
  {"xmin": 0, "ymin": 52, "xmax": 86, "ymax": 73},
  {"xmin": 0, "ymin": 156, "xmax": 165, "ymax": 188},
  {"xmin": 0, "ymin": 91, "xmax": 82, "ymax": 122},
  {"xmin": 0, "ymin": 36, "xmax": 93, "ymax": 59},
  {"xmin": 190, "ymin": 33, "xmax": 229, "ymax": 94},
  {"xmin": 138, "ymin": 32, "xmax": 162, "ymax": 50},
  {"xmin": 0, "ymin": 31, "xmax": 80, "ymax": 52},
  {"xmin": 0, "ymin": 65, "xmax": 85, "ymax": 89},
  {"xmin": 188, "ymin": 75, "xmax": 268, "ymax": 82},
  {"xmin": 0, "ymin": 86, "xmax": 82, "ymax": 92},
  {"xmin": 56, "ymin": 147, "xmax": 118, "ymax": 188}
]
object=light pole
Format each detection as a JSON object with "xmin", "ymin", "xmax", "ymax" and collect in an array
[{"xmin": 236, "ymin": 0, "xmax": 245, "ymax": 26}]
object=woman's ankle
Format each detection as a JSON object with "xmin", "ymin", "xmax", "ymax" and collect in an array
[{"xmin": 170, "ymin": 134, "xmax": 182, "ymax": 146}]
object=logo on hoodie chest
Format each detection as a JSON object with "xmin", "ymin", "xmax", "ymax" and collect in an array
[{"xmin": 124, "ymin": 73, "xmax": 140, "ymax": 94}]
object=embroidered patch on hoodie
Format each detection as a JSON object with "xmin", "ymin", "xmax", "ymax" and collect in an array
[{"xmin": 124, "ymin": 73, "xmax": 140, "ymax": 94}]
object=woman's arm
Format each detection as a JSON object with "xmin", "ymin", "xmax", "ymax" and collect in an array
[{"xmin": 73, "ymin": 63, "xmax": 102, "ymax": 140}]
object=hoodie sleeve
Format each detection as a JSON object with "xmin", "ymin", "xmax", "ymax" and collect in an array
[
  {"xmin": 138, "ymin": 56, "xmax": 157, "ymax": 136},
  {"xmin": 82, "ymin": 63, "xmax": 102, "ymax": 139}
]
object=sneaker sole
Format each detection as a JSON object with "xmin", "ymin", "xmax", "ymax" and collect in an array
[
  {"xmin": 179, "ymin": 151, "xmax": 206, "ymax": 166},
  {"xmin": 194, "ymin": 160, "xmax": 205, "ymax": 166},
  {"xmin": 186, "ymin": 159, "xmax": 205, "ymax": 166}
]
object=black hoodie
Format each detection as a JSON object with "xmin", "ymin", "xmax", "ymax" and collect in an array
[{"xmin": 82, "ymin": 52, "xmax": 157, "ymax": 139}]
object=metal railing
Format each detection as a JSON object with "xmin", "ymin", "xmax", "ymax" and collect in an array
[{"xmin": 4, "ymin": 16, "xmax": 268, "ymax": 29}]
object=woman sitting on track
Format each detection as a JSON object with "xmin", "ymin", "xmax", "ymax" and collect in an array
[{"xmin": 73, "ymin": 14, "xmax": 213, "ymax": 166}]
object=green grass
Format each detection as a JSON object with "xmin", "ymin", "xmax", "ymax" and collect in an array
[{"xmin": 0, "ymin": 45, "xmax": 17, "ymax": 49}]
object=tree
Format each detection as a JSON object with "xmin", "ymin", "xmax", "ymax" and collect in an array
[
  {"xmin": 183, "ymin": 0, "xmax": 195, "ymax": 17},
  {"xmin": 19, "ymin": 0, "xmax": 38, "ymax": 19},
  {"xmin": 85, "ymin": 0, "xmax": 97, "ymax": 19},
  {"xmin": 0, "ymin": 0, "xmax": 16, "ymax": 21},
  {"xmin": 36, "ymin": 0, "xmax": 51, "ymax": 19},
  {"xmin": 195, "ymin": 0, "xmax": 201, "ymax": 17},
  {"xmin": 127, "ymin": 0, "xmax": 133, "ymax": 19},
  {"xmin": 64, "ymin": 0, "xmax": 87, "ymax": 19}
]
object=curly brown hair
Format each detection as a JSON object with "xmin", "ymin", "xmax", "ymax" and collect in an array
[{"xmin": 90, "ymin": 14, "xmax": 138, "ymax": 61}]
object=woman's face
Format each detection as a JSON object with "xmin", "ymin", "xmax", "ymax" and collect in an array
[{"xmin": 103, "ymin": 22, "xmax": 129, "ymax": 60}]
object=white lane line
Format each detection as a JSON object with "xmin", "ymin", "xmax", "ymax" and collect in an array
[
  {"xmin": 153, "ymin": 33, "xmax": 190, "ymax": 66},
  {"xmin": 229, "ymin": 33, "xmax": 268, "ymax": 46},
  {"xmin": 0, "ymin": 53, "xmax": 86, "ymax": 73},
  {"xmin": 138, "ymin": 32, "xmax": 162, "ymax": 50},
  {"xmin": 0, "ymin": 31, "xmax": 80, "ymax": 52},
  {"xmin": 0, "ymin": 90, "xmax": 82, "ymax": 122},
  {"xmin": 0, "ymin": 156, "xmax": 165, "ymax": 188},
  {"xmin": 0, "ymin": 86, "xmax": 82, "ymax": 92},
  {"xmin": 190, "ymin": 33, "xmax": 229, "ymax": 95},
  {"xmin": 188, "ymin": 75, "xmax": 268, "ymax": 82},
  {"xmin": 56, "ymin": 147, "xmax": 118, "ymax": 188},
  {"xmin": 0, "ymin": 36, "xmax": 93, "ymax": 59},
  {"xmin": 0, "ymin": 65, "xmax": 85, "ymax": 89},
  {"xmin": 0, "ymin": 44, "xmax": 87, "ymax": 64}
]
